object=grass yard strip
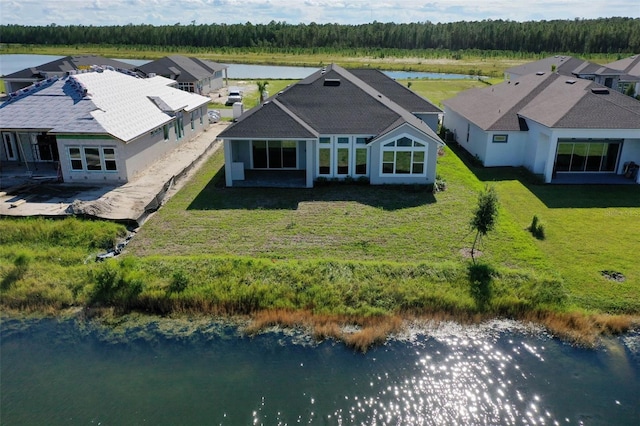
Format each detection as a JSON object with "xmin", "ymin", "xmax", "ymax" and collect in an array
[{"xmin": 449, "ymin": 143, "xmax": 640, "ymax": 313}]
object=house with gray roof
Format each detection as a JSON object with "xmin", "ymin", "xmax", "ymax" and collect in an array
[
  {"xmin": 605, "ymin": 54, "xmax": 640, "ymax": 97},
  {"xmin": 218, "ymin": 64, "xmax": 444, "ymax": 188},
  {"xmin": 136, "ymin": 55, "xmax": 228, "ymax": 95},
  {"xmin": 442, "ymin": 72, "xmax": 640, "ymax": 184},
  {"xmin": 505, "ymin": 55, "xmax": 640, "ymax": 96},
  {"xmin": 0, "ymin": 68, "xmax": 211, "ymax": 184},
  {"xmin": 1, "ymin": 55, "xmax": 135, "ymax": 94}
]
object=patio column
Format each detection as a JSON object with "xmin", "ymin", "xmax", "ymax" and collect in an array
[
  {"xmin": 223, "ymin": 139, "xmax": 233, "ymax": 187},
  {"xmin": 305, "ymin": 139, "xmax": 314, "ymax": 188}
]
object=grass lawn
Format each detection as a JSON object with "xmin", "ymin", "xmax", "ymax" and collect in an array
[
  {"xmin": 1, "ymin": 74, "xmax": 637, "ymax": 348},
  {"xmin": 128, "ymin": 138, "xmax": 640, "ymax": 314}
]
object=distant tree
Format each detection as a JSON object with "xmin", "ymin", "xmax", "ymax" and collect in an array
[
  {"xmin": 469, "ymin": 185, "xmax": 499, "ymax": 264},
  {"xmin": 257, "ymin": 81, "xmax": 269, "ymax": 103}
]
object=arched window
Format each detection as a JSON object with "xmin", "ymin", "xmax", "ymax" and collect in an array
[{"xmin": 380, "ymin": 136, "xmax": 427, "ymax": 176}]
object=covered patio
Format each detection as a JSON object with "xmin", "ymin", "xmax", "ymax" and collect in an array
[
  {"xmin": 231, "ymin": 170, "xmax": 307, "ymax": 188},
  {"xmin": 551, "ymin": 173, "xmax": 637, "ymax": 185}
]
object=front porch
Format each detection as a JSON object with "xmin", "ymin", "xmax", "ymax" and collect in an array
[{"xmin": 231, "ymin": 170, "xmax": 307, "ymax": 188}]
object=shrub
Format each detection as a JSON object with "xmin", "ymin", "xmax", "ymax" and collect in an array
[
  {"xmin": 528, "ymin": 215, "xmax": 546, "ymax": 240},
  {"xmin": 169, "ymin": 270, "xmax": 190, "ymax": 293}
]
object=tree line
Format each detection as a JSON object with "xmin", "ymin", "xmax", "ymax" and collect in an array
[{"xmin": 1, "ymin": 18, "xmax": 638, "ymax": 54}]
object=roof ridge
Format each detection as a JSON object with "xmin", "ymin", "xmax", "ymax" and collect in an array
[
  {"xmin": 330, "ymin": 64, "xmax": 441, "ymax": 141},
  {"xmin": 271, "ymin": 98, "xmax": 319, "ymax": 137},
  {"xmin": 489, "ymin": 73, "xmax": 560, "ymax": 129}
]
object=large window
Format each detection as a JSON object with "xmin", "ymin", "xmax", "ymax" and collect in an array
[
  {"xmin": 381, "ymin": 136, "xmax": 427, "ymax": 176},
  {"xmin": 555, "ymin": 140, "xmax": 621, "ymax": 173},
  {"xmin": 252, "ymin": 140, "xmax": 297, "ymax": 169},
  {"xmin": 68, "ymin": 146, "xmax": 118, "ymax": 172},
  {"xmin": 318, "ymin": 137, "xmax": 331, "ymax": 175}
]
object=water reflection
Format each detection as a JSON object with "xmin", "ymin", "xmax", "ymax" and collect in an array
[{"xmin": 1, "ymin": 318, "xmax": 638, "ymax": 425}]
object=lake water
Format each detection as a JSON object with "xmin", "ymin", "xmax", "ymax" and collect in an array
[
  {"xmin": 1, "ymin": 317, "xmax": 638, "ymax": 425},
  {"xmin": 0, "ymin": 54, "xmax": 477, "ymax": 80}
]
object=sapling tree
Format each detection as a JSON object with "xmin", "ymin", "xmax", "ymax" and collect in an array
[
  {"xmin": 257, "ymin": 81, "xmax": 269, "ymax": 104},
  {"xmin": 469, "ymin": 185, "xmax": 499, "ymax": 264}
]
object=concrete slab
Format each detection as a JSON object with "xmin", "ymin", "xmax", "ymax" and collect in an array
[{"xmin": 0, "ymin": 122, "xmax": 229, "ymax": 226}]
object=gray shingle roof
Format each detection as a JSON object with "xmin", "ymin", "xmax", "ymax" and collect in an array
[
  {"xmin": 606, "ymin": 54, "xmax": 640, "ymax": 79},
  {"xmin": 221, "ymin": 64, "xmax": 442, "ymax": 144},
  {"xmin": 443, "ymin": 72, "xmax": 640, "ymax": 131},
  {"xmin": 2, "ymin": 55, "xmax": 134, "ymax": 80},
  {"xmin": 219, "ymin": 100, "xmax": 318, "ymax": 139},
  {"xmin": 137, "ymin": 55, "xmax": 227, "ymax": 83},
  {"xmin": 349, "ymin": 69, "xmax": 441, "ymax": 113}
]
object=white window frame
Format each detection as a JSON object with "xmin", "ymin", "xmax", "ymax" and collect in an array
[
  {"xmin": 317, "ymin": 136, "xmax": 333, "ymax": 177},
  {"xmin": 379, "ymin": 135, "xmax": 428, "ymax": 177},
  {"xmin": 67, "ymin": 146, "xmax": 118, "ymax": 173}
]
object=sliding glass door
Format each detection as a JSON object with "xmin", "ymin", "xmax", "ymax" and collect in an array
[
  {"xmin": 555, "ymin": 140, "xmax": 621, "ymax": 173},
  {"xmin": 252, "ymin": 141, "xmax": 297, "ymax": 169}
]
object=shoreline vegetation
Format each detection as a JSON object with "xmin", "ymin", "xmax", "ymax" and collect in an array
[{"xmin": 1, "ymin": 48, "xmax": 639, "ymax": 351}]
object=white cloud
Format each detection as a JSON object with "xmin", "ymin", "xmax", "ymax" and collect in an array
[{"xmin": 0, "ymin": 0, "xmax": 637, "ymax": 26}]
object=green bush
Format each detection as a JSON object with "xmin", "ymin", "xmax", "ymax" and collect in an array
[
  {"xmin": 169, "ymin": 270, "xmax": 190, "ymax": 293},
  {"xmin": 528, "ymin": 215, "xmax": 546, "ymax": 240}
]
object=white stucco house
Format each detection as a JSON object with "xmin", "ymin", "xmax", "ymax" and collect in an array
[
  {"xmin": 443, "ymin": 72, "xmax": 640, "ymax": 184},
  {"xmin": 218, "ymin": 64, "xmax": 444, "ymax": 188},
  {"xmin": 0, "ymin": 67, "xmax": 211, "ymax": 184}
]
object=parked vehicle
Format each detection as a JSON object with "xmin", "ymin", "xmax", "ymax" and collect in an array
[{"xmin": 225, "ymin": 87, "xmax": 243, "ymax": 106}]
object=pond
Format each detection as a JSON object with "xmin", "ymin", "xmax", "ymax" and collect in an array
[
  {"xmin": 0, "ymin": 54, "xmax": 479, "ymax": 80},
  {"xmin": 1, "ymin": 317, "xmax": 638, "ymax": 425}
]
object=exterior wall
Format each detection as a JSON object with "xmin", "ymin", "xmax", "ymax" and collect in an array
[
  {"xmin": 123, "ymin": 107, "xmax": 208, "ymax": 181},
  {"xmin": 619, "ymin": 138, "xmax": 640, "ymax": 181},
  {"xmin": 413, "ymin": 113, "xmax": 440, "ymax": 133},
  {"xmin": 369, "ymin": 125, "xmax": 439, "ymax": 185},
  {"xmin": 522, "ymin": 121, "xmax": 553, "ymax": 176},
  {"xmin": 57, "ymin": 135, "xmax": 126, "ymax": 183},
  {"xmin": 195, "ymin": 75, "xmax": 225, "ymax": 95},
  {"xmin": 483, "ymin": 131, "xmax": 527, "ymax": 167},
  {"xmin": 443, "ymin": 107, "xmax": 489, "ymax": 163}
]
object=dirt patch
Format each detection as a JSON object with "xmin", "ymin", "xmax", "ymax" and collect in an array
[
  {"xmin": 209, "ymin": 81, "xmax": 258, "ymax": 105},
  {"xmin": 601, "ymin": 270, "xmax": 626, "ymax": 282},
  {"xmin": 459, "ymin": 248, "xmax": 482, "ymax": 259}
]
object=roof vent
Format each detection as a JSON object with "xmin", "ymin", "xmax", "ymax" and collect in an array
[
  {"xmin": 536, "ymin": 71, "xmax": 545, "ymax": 76},
  {"xmin": 566, "ymin": 79, "xmax": 576, "ymax": 84},
  {"xmin": 323, "ymin": 78, "xmax": 340, "ymax": 86},
  {"xmin": 591, "ymin": 87, "xmax": 609, "ymax": 94},
  {"xmin": 514, "ymin": 81, "xmax": 520, "ymax": 85}
]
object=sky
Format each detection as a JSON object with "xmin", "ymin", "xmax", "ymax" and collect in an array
[{"xmin": 0, "ymin": 0, "xmax": 638, "ymax": 26}]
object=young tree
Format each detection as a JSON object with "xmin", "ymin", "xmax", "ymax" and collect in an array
[
  {"xmin": 469, "ymin": 185, "xmax": 499, "ymax": 264},
  {"xmin": 257, "ymin": 81, "xmax": 269, "ymax": 104}
]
